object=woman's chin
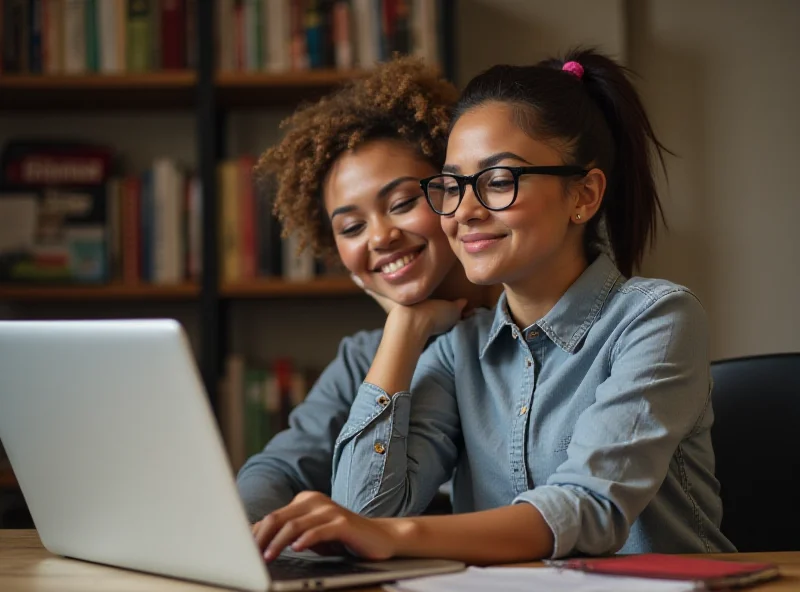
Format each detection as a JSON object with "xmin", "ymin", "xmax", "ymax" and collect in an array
[
  {"xmin": 465, "ymin": 268, "xmax": 500, "ymax": 286},
  {"xmin": 378, "ymin": 282, "xmax": 432, "ymax": 307}
]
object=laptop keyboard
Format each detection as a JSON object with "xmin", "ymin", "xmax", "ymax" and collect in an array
[{"xmin": 268, "ymin": 555, "xmax": 377, "ymax": 582}]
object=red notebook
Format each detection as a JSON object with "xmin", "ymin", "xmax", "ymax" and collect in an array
[{"xmin": 551, "ymin": 554, "xmax": 780, "ymax": 589}]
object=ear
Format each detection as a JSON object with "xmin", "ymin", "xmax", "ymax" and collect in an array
[{"xmin": 570, "ymin": 168, "xmax": 606, "ymax": 224}]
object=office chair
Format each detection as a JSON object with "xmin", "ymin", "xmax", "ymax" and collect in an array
[{"xmin": 710, "ymin": 353, "xmax": 800, "ymax": 551}]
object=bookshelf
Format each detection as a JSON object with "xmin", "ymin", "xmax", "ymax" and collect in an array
[
  {"xmin": 0, "ymin": 70, "xmax": 370, "ymax": 111},
  {"xmin": 0, "ymin": 72, "xmax": 196, "ymax": 110},
  {"xmin": 216, "ymin": 68, "xmax": 368, "ymax": 108},
  {"xmin": 221, "ymin": 276, "xmax": 362, "ymax": 299},
  {"xmin": 0, "ymin": 277, "xmax": 362, "ymax": 302},
  {"xmin": 0, "ymin": 283, "xmax": 201, "ymax": 301},
  {"xmin": 0, "ymin": 1, "xmax": 457, "ymax": 485}
]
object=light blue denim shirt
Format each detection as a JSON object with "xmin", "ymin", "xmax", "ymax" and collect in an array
[
  {"xmin": 331, "ymin": 254, "xmax": 736, "ymax": 558},
  {"xmin": 237, "ymin": 329, "xmax": 383, "ymax": 522}
]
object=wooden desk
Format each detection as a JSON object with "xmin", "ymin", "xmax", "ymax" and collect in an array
[{"xmin": 2, "ymin": 529, "xmax": 799, "ymax": 591}]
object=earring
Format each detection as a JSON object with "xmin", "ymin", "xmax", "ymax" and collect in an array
[{"xmin": 575, "ymin": 213, "xmax": 582, "ymax": 221}]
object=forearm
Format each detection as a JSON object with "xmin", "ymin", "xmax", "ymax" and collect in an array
[
  {"xmin": 383, "ymin": 504, "xmax": 554, "ymax": 565},
  {"xmin": 332, "ymin": 325, "xmax": 461, "ymax": 517},
  {"xmin": 364, "ymin": 308, "xmax": 431, "ymax": 395}
]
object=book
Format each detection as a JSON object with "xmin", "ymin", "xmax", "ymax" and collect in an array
[
  {"xmin": 550, "ymin": 554, "xmax": 780, "ymax": 590},
  {"xmin": 0, "ymin": 140, "xmax": 114, "ymax": 284}
]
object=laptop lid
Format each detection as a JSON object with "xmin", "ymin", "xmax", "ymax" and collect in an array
[{"xmin": 0, "ymin": 319, "xmax": 270, "ymax": 591}]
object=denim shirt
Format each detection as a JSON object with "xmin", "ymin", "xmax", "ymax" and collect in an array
[
  {"xmin": 236, "ymin": 329, "xmax": 383, "ymax": 523},
  {"xmin": 331, "ymin": 254, "xmax": 736, "ymax": 558}
]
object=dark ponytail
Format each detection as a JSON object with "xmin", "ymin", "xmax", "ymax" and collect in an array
[{"xmin": 453, "ymin": 47, "xmax": 669, "ymax": 277}]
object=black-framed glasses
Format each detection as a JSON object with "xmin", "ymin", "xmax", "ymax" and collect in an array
[{"xmin": 420, "ymin": 165, "xmax": 588, "ymax": 216}]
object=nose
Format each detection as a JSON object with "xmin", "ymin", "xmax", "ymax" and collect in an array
[
  {"xmin": 453, "ymin": 184, "xmax": 489, "ymax": 224},
  {"xmin": 368, "ymin": 219, "xmax": 402, "ymax": 250}
]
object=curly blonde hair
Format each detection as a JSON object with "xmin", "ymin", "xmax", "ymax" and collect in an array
[{"xmin": 255, "ymin": 56, "xmax": 459, "ymax": 259}]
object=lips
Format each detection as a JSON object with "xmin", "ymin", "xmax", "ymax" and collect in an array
[
  {"xmin": 460, "ymin": 233, "xmax": 506, "ymax": 243},
  {"xmin": 371, "ymin": 245, "xmax": 425, "ymax": 274},
  {"xmin": 380, "ymin": 252, "xmax": 418, "ymax": 274},
  {"xmin": 460, "ymin": 232, "xmax": 507, "ymax": 254}
]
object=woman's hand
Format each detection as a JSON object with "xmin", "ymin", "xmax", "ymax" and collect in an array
[
  {"xmin": 352, "ymin": 274, "xmax": 468, "ymax": 332},
  {"xmin": 351, "ymin": 274, "xmax": 397, "ymax": 314},
  {"xmin": 389, "ymin": 298, "xmax": 468, "ymax": 340},
  {"xmin": 252, "ymin": 491, "xmax": 400, "ymax": 562}
]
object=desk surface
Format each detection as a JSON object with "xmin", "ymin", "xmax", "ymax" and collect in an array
[{"xmin": 1, "ymin": 529, "xmax": 799, "ymax": 591}]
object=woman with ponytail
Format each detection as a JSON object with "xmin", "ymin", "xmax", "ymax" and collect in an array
[{"xmin": 252, "ymin": 48, "xmax": 736, "ymax": 563}]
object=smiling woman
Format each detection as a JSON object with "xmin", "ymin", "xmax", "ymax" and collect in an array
[
  {"xmin": 252, "ymin": 47, "xmax": 736, "ymax": 567},
  {"xmin": 254, "ymin": 56, "xmax": 480, "ymax": 308},
  {"xmin": 323, "ymin": 139, "xmax": 459, "ymax": 305},
  {"xmin": 236, "ymin": 57, "xmax": 489, "ymax": 527}
]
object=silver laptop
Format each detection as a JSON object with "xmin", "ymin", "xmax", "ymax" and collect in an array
[{"xmin": 0, "ymin": 319, "xmax": 464, "ymax": 591}]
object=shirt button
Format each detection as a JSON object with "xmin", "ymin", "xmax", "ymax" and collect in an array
[
  {"xmin": 376, "ymin": 394, "xmax": 390, "ymax": 407},
  {"xmin": 373, "ymin": 442, "xmax": 386, "ymax": 454},
  {"xmin": 527, "ymin": 330, "xmax": 539, "ymax": 340},
  {"xmin": 525, "ymin": 359, "xmax": 532, "ymax": 367},
  {"xmin": 512, "ymin": 329, "xmax": 519, "ymax": 339},
  {"xmin": 519, "ymin": 406, "xmax": 528, "ymax": 416}
]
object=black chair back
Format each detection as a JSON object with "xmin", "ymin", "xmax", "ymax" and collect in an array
[{"xmin": 710, "ymin": 353, "xmax": 800, "ymax": 551}]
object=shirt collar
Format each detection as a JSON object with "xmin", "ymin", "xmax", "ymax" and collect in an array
[{"xmin": 480, "ymin": 253, "xmax": 622, "ymax": 358}]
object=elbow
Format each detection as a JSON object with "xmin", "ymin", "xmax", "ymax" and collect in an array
[
  {"xmin": 527, "ymin": 485, "xmax": 632, "ymax": 558},
  {"xmin": 352, "ymin": 479, "xmax": 423, "ymax": 518},
  {"xmin": 574, "ymin": 499, "xmax": 631, "ymax": 556}
]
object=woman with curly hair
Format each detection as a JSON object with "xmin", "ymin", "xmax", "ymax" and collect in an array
[{"xmin": 237, "ymin": 56, "xmax": 489, "ymax": 525}]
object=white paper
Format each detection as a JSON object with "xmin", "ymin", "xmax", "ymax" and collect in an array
[{"xmin": 385, "ymin": 566, "xmax": 702, "ymax": 592}]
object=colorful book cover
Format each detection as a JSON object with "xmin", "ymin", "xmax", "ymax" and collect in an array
[{"xmin": 0, "ymin": 141, "xmax": 113, "ymax": 284}]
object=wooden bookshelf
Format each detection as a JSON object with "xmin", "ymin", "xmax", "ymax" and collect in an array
[
  {"xmin": 221, "ymin": 276, "xmax": 364, "ymax": 298},
  {"xmin": 216, "ymin": 69, "xmax": 366, "ymax": 108},
  {"xmin": 0, "ymin": 72, "xmax": 197, "ymax": 111},
  {"xmin": 0, "ymin": 278, "xmax": 366, "ymax": 302},
  {"xmin": 0, "ymin": 283, "xmax": 200, "ymax": 302},
  {"xmin": 0, "ymin": 69, "xmax": 365, "ymax": 111}
]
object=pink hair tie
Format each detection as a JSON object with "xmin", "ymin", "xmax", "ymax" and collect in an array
[{"xmin": 562, "ymin": 61, "xmax": 584, "ymax": 80}]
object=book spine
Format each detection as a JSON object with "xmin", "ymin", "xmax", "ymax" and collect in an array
[
  {"xmin": 332, "ymin": 0, "xmax": 352, "ymax": 69},
  {"xmin": 126, "ymin": 0, "xmax": 151, "ymax": 72},
  {"xmin": 43, "ymin": 0, "xmax": 63, "ymax": 73},
  {"xmin": 238, "ymin": 156, "xmax": 256, "ymax": 280},
  {"xmin": 28, "ymin": 0, "xmax": 43, "ymax": 73},
  {"xmin": 122, "ymin": 176, "xmax": 142, "ymax": 284},
  {"xmin": 63, "ymin": 0, "xmax": 86, "ymax": 73},
  {"xmin": 161, "ymin": 0, "xmax": 186, "ymax": 69},
  {"xmin": 85, "ymin": 0, "xmax": 99, "ymax": 72},
  {"xmin": 140, "ymin": 169, "xmax": 153, "ymax": 282},
  {"xmin": 98, "ymin": 0, "xmax": 119, "ymax": 73}
]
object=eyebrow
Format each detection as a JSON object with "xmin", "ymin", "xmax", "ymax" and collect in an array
[
  {"xmin": 329, "ymin": 176, "xmax": 419, "ymax": 221},
  {"xmin": 442, "ymin": 152, "xmax": 533, "ymax": 174}
]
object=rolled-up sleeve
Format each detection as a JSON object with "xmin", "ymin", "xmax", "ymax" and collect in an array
[
  {"xmin": 331, "ymin": 333, "xmax": 462, "ymax": 517},
  {"xmin": 514, "ymin": 290, "xmax": 712, "ymax": 558}
]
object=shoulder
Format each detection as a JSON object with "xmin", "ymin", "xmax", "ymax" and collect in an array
[
  {"xmin": 617, "ymin": 275, "xmax": 700, "ymax": 305},
  {"xmin": 610, "ymin": 275, "xmax": 707, "ymax": 325},
  {"xmin": 603, "ymin": 275, "xmax": 709, "ymax": 359}
]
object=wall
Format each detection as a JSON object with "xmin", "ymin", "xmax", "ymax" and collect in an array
[
  {"xmin": 629, "ymin": 0, "xmax": 800, "ymax": 358},
  {"xmin": 456, "ymin": 0, "xmax": 625, "ymax": 84}
]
